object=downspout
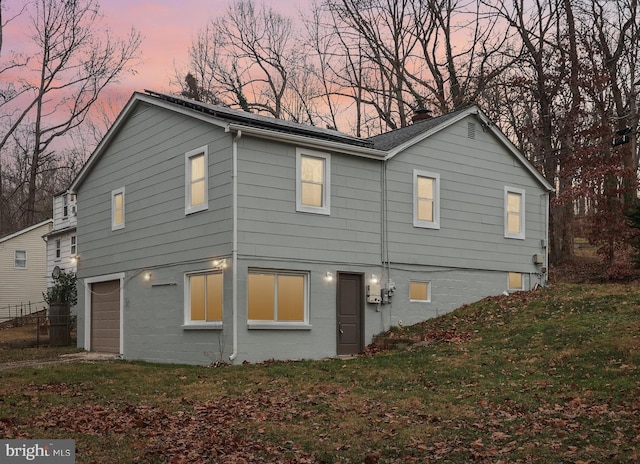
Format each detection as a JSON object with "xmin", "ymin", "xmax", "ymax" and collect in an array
[
  {"xmin": 544, "ymin": 191, "xmax": 550, "ymax": 287},
  {"xmin": 229, "ymin": 130, "xmax": 242, "ymax": 362}
]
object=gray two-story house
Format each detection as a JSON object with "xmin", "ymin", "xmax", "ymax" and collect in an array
[{"xmin": 70, "ymin": 90, "xmax": 553, "ymax": 364}]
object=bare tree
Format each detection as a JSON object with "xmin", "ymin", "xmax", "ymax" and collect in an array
[
  {"xmin": 181, "ymin": 0, "xmax": 319, "ymax": 123},
  {"xmin": 307, "ymin": 0, "xmax": 512, "ymax": 135},
  {"xmin": 410, "ymin": 0, "xmax": 514, "ymax": 113},
  {"xmin": 0, "ymin": 0, "xmax": 141, "ymax": 229}
]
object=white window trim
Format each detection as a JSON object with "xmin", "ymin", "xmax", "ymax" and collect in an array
[
  {"xmin": 296, "ymin": 149, "xmax": 331, "ymax": 215},
  {"xmin": 504, "ymin": 186, "xmax": 525, "ymax": 240},
  {"xmin": 111, "ymin": 187, "xmax": 125, "ymax": 231},
  {"xmin": 63, "ymin": 194, "xmax": 69, "ymax": 218},
  {"xmin": 247, "ymin": 269, "xmax": 311, "ymax": 329},
  {"xmin": 413, "ymin": 169, "xmax": 440, "ymax": 229},
  {"xmin": 185, "ymin": 146, "xmax": 209, "ymax": 215},
  {"xmin": 508, "ymin": 272, "xmax": 524, "ymax": 291},
  {"xmin": 183, "ymin": 269, "xmax": 223, "ymax": 329},
  {"xmin": 14, "ymin": 250, "xmax": 27, "ymax": 269},
  {"xmin": 71, "ymin": 235, "xmax": 77, "ymax": 256},
  {"xmin": 409, "ymin": 280, "xmax": 431, "ymax": 303},
  {"xmin": 55, "ymin": 239, "xmax": 61, "ymax": 259}
]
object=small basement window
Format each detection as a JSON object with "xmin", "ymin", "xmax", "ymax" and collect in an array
[
  {"xmin": 409, "ymin": 281, "xmax": 431, "ymax": 302},
  {"xmin": 508, "ymin": 272, "xmax": 523, "ymax": 291}
]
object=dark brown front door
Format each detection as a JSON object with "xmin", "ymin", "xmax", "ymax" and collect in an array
[{"xmin": 337, "ymin": 272, "xmax": 364, "ymax": 356}]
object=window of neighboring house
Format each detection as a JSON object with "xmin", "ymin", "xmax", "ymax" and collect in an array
[
  {"xmin": 185, "ymin": 146, "xmax": 208, "ymax": 214},
  {"xmin": 296, "ymin": 149, "xmax": 330, "ymax": 215},
  {"xmin": 14, "ymin": 250, "xmax": 26, "ymax": 269},
  {"xmin": 508, "ymin": 272, "xmax": 523, "ymax": 291},
  {"xmin": 185, "ymin": 271, "xmax": 223, "ymax": 325},
  {"xmin": 505, "ymin": 186, "xmax": 525, "ymax": 239},
  {"xmin": 413, "ymin": 170, "xmax": 440, "ymax": 229},
  {"xmin": 63, "ymin": 194, "xmax": 69, "ymax": 218},
  {"xmin": 248, "ymin": 270, "xmax": 308, "ymax": 325},
  {"xmin": 409, "ymin": 281, "xmax": 431, "ymax": 302},
  {"xmin": 71, "ymin": 236, "xmax": 77, "ymax": 255},
  {"xmin": 55, "ymin": 239, "xmax": 61, "ymax": 259}
]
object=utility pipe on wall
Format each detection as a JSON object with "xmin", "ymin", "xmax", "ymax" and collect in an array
[{"xmin": 229, "ymin": 130, "xmax": 242, "ymax": 361}]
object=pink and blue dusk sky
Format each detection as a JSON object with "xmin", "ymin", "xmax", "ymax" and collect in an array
[{"xmin": 4, "ymin": 0, "xmax": 306, "ymax": 102}]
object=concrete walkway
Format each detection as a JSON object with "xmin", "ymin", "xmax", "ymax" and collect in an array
[{"xmin": 0, "ymin": 351, "xmax": 120, "ymax": 371}]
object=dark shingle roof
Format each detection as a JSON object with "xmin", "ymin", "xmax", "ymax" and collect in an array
[
  {"xmin": 367, "ymin": 108, "xmax": 469, "ymax": 151},
  {"xmin": 145, "ymin": 90, "xmax": 374, "ymax": 149}
]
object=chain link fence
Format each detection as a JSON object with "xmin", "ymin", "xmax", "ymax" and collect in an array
[{"xmin": 0, "ymin": 309, "xmax": 77, "ymax": 348}]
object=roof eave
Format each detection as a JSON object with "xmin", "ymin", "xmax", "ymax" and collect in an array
[
  {"xmin": 70, "ymin": 93, "xmax": 386, "ymax": 193},
  {"xmin": 226, "ymin": 123, "xmax": 387, "ymax": 160},
  {"xmin": 385, "ymin": 105, "xmax": 554, "ymax": 193},
  {"xmin": 383, "ymin": 106, "xmax": 479, "ymax": 160},
  {"xmin": 0, "ymin": 219, "xmax": 53, "ymax": 244}
]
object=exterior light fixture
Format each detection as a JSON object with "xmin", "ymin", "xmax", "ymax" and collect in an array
[
  {"xmin": 212, "ymin": 259, "xmax": 228, "ymax": 269},
  {"xmin": 325, "ymin": 271, "xmax": 334, "ymax": 282},
  {"xmin": 369, "ymin": 274, "xmax": 379, "ymax": 284},
  {"xmin": 144, "ymin": 272, "xmax": 152, "ymax": 281},
  {"xmin": 70, "ymin": 256, "xmax": 78, "ymax": 265}
]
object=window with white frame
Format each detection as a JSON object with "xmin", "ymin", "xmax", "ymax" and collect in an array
[
  {"xmin": 111, "ymin": 187, "xmax": 125, "ymax": 230},
  {"xmin": 71, "ymin": 236, "xmax": 77, "ymax": 255},
  {"xmin": 14, "ymin": 250, "xmax": 26, "ymax": 269},
  {"xmin": 185, "ymin": 271, "xmax": 223, "ymax": 325},
  {"xmin": 55, "ymin": 239, "xmax": 61, "ymax": 259},
  {"xmin": 413, "ymin": 170, "xmax": 440, "ymax": 229},
  {"xmin": 63, "ymin": 194, "xmax": 69, "ymax": 218},
  {"xmin": 185, "ymin": 146, "xmax": 208, "ymax": 214},
  {"xmin": 508, "ymin": 272, "xmax": 523, "ymax": 291},
  {"xmin": 504, "ymin": 186, "xmax": 525, "ymax": 239},
  {"xmin": 248, "ymin": 270, "xmax": 308, "ymax": 324},
  {"xmin": 296, "ymin": 149, "xmax": 330, "ymax": 215},
  {"xmin": 409, "ymin": 281, "xmax": 431, "ymax": 302}
]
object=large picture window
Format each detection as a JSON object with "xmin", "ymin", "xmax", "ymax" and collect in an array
[
  {"xmin": 296, "ymin": 149, "xmax": 330, "ymax": 215},
  {"xmin": 413, "ymin": 170, "xmax": 440, "ymax": 229},
  {"xmin": 186, "ymin": 271, "xmax": 223, "ymax": 325},
  {"xmin": 248, "ymin": 270, "xmax": 308, "ymax": 325},
  {"xmin": 185, "ymin": 146, "xmax": 208, "ymax": 214},
  {"xmin": 504, "ymin": 186, "xmax": 525, "ymax": 239}
]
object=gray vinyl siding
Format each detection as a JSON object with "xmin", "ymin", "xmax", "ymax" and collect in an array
[
  {"xmin": 237, "ymin": 136, "xmax": 382, "ymax": 265},
  {"xmin": 76, "ymin": 103, "xmax": 233, "ymax": 278},
  {"xmin": 74, "ymin": 95, "xmax": 550, "ymax": 364},
  {"xmin": 386, "ymin": 114, "xmax": 547, "ymax": 273}
]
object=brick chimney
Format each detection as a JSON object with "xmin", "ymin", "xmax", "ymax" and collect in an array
[{"xmin": 412, "ymin": 108, "xmax": 433, "ymax": 124}]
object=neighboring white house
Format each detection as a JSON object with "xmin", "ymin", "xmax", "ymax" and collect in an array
[
  {"xmin": 69, "ymin": 90, "xmax": 553, "ymax": 364},
  {"xmin": 43, "ymin": 191, "xmax": 78, "ymax": 287},
  {"xmin": 0, "ymin": 219, "xmax": 53, "ymax": 320}
]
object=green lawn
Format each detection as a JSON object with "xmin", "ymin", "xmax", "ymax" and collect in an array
[{"xmin": 1, "ymin": 283, "xmax": 639, "ymax": 463}]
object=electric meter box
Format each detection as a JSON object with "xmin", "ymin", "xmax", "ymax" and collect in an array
[{"xmin": 367, "ymin": 283, "xmax": 382, "ymax": 304}]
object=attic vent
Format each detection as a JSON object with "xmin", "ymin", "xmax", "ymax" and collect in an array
[{"xmin": 467, "ymin": 122, "xmax": 476, "ymax": 139}]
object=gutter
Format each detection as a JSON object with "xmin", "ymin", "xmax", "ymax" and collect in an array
[
  {"xmin": 226, "ymin": 123, "xmax": 386, "ymax": 160},
  {"xmin": 229, "ymin": 129, "xmax": 241, "ymax": 362}
]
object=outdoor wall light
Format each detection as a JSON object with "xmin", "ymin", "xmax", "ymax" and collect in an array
[
  {"xmin": 369, "ymin": 274, "xmax": 379, "ymax": 284},
  {"xmin": 212, "ymin": 259, "xmax": 228, "ymax": 269},
  {"xmin": 70, "ymin": 256, "xmax": 78, "ymax": 265},
  {"xmin": 325, "ymin": 271, "xmax": 334, "ymax": 282},
  {"xmin": 144, "ymin": 272, "xmax": 152, "ymax": 281}
]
